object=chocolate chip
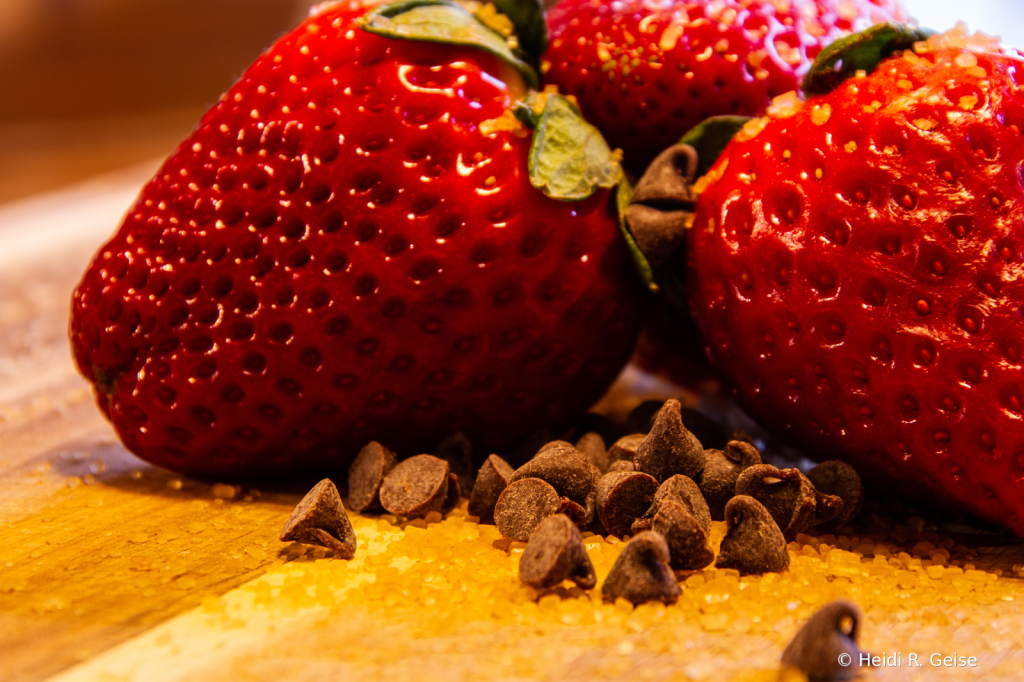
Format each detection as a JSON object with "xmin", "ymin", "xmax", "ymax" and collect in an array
[
  {"xmin": 595, "ymin": 471, "xmax": 659, "ymax": 537},
  {"xmin": 626, "ymin": 399, "xmax": 727, "ymax": 449},
  {"xmin": 494, "ymin": 477, "xmax": 562, "ymax": 542},
  {"xmin": 433, "ymin": 431, "xmax": 475, "ymax": 493},
  {"xmin": 575, "ymin": 431, "xmax": 608, "ymax": 472},
  {"xmin": 607, "ymin": 433, "xmax": 645, "ymax": 465},
  {"xmin": 379, "ymin": 454, "xmax": 450, "ymax": 518},
  {"xmin": 653, "ymin": 474, "xmax": 711, "ymax": 534},
  {"xmin": 347, "ymin": 441, "xmax": 398, "ymax": 512},
  {"xmin": 781, "ymin": 601, "xmax": 863, "ymax": 681},
  {"xmin": 280, "ymin": 478, "xmax": 356, "ymax": 559},
  {"xmin": 634, "ymin": 399, "xmax": 706, "ymax": 482},
  {"xmin": 734, "ymin": 464, "xmax": 817, "ymax": 537},
  {"xmin": 806, "ymin": 461, "xmax": 863, "ymax": 531},
  {"xmin": 811, "ymin": 485, "xmax": 844, "ymax": 529},
  {"xmin": 651, "ymin": 500, "xmax": 714, "ymax": 571},
  {"xmin": 608, "ymin": 459, "xmax": 636, "ymax": 473},
  {"xmin": 698, "ymin": 440, "xmax": 762, "ymax": 521},
  {"xmin": 519, "ymin": 514, "xmax": 596, "ymax": 590},
  {"xmin": 509, "ymin": 444, "xmax": 599, "ymax": 505},
  {"xmin": 557, "ymin": 497, "xmax": 588, "ymax": 526},
  {"xmin": 715, "ymin": 495, "xmax": 789, "ymax": 575},
  {"xmin": 534, "ymin": 439, "xmax": 576, "ymax": 458},
  {"xmin": 601, "ymin": 531, "xmax": 681, "ymax": 605},
  {"xmin": 468, "ymin": 454, "xmax": 514, "ymax": 523}
]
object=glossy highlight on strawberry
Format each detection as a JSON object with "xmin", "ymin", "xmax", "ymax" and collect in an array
[
  {"xmin": 543, "ymin": 0, "xmax": 904, "ymax": 173},
  {"xmin": 687, "ymin": 28, "xmax": 1024, "ymax": 534},
  {"xmin": 70, "ymin": 3, "xmax": 646, "ymax": 477}
]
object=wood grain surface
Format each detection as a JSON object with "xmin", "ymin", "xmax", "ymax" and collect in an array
[
  {"xmin": 4, "ymin": 170, "xmax": 1024, "ymax": 682},
  {"xmin": 0, "ymin": 172, "xmax": 309, "ymax": 681}
]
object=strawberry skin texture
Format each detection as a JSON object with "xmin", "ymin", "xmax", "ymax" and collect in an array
[
  {"xmin": 687, "ymin": 41, "xmax": 1024, "ymax": 534},
  {"xmin": 543, "ymin": 0, "xmax": 904, "ymax": 173},
  {"xmin": 70, "ymin": 7, "xmax": 646, "ymax": 477}
]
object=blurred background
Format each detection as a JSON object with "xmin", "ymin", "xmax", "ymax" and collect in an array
[{"xmin": 0, "ymin": 0, "xmax": 1020, "ymax": 206}]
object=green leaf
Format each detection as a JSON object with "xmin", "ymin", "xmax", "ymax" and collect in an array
[
  {"xmin": 678, "ymin": 115, "xmax": 751, "ymax": 180},
  {"xmin": 491, "ymin": 0, "xmax": 547, "ymax": 63},
  {"xmin": 802, "ymin": 22, "xmax": 935, "ymax": 95},
  {"xmin": 616, "ymin": 179, "xmax": 658, "ymax": 293},
  {"xmin": 528, "ymin": 93, "xmax": 623, "ymax": 201},
  {"xmin": 360, "ymin": 0, "xmax": 538, "ymax": 89}
]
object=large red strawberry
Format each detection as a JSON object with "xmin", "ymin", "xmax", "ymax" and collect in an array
[
  {"xmin": 542, "ymin": 0, "xmax": 905, "ymax": 174},
  {"xmin": 685, "ymin": 24, "xmax": 1024, "ymax": 534},
  {"xmin": 70, "ymin": 0, "xmax": 646, "ymax": 478}
]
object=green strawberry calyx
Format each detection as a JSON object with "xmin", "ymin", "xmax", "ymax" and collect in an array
[
  {"xmin": 802, "ymin": 22, "xmax": 935, "ymax": 95},
  {"xmin": 514, "ymin": 92, "xmax": 623, "ymax": 202},
  {"xmin": 678, "ymin": 115, "xmax": 752, "ymax": 181},
  {"xmin": 359, "ymin": 0, "xmax": 542, "ymax": 88}
]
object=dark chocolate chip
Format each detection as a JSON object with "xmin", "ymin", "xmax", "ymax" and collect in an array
[
  {"xmin": 557, "ymin": 497, "xmax": 589, "ymax": 522},
  {"xmin": 494, "ymin": 477, "xmax": 562, "ymax": 542},
  {"xmin": 557, "ymin": 497, "xmax": 588, "ymax": 526},
  {"xmin": 379, "ymin": 454, "xmax": 450, "ymax": 518},
  {"xmin": 575, "ymin": 431, "xmax": 608, "ymax": 473},
  {"xmin": 734, "ymin": 464, "xmax": 816, "ymax": 537},
  {"xmin": 698, "ymin": 440, "xmax": 762, "ymax": 521},
  {"xmin": 651, "ymin": 500, "xmax": 714, "ymax": 571},
  {"xmin": 510, "ymin": 445, "xmax": 599, "ymax": 505},
  {"xmin": 595, "ymin": 471, "xmax": 659, "ymax": 537},
  {"xmin": 607, "ymin": 434, "xmax": 645, "ymax": 465},
  {"xmin": 625, "ymin": 399, "xmax": 727, "ymax": 449},
  {"xmin": 601, "ymin": 531, "xmax": 681, "ymax": 605},
  {"xmin": 715, "ymin": 495, "xmax": 789, "ymax": 575},
  {"xmin": 634, "ymin": 399, "xmax": 706, "ymax": 482},
  {"xmin": 433, "ymin": 431, "xmax": 475, "ymax": 493},
  {"xmin": 608, "ymin": 460, "xmax": 636, "ymax": 473},
  {"xmin": 347, "ymin": 441, "xmax": 398, "ymax": 512},
  {"xmin": 534, "ymin": 440, "xmax": 576, "ymax": 458},
  {"xmin": 811, "ymin": 485, "xmax": 844, "ymax": 529},
  {"xmin": 468, "ymin": 454, "xmax": 514, "ymax": 523},
  {"xmin": 280, "ymin": 478, "xmax": 356, "ymax": 559},
  {"xmin": 806, "ymin": 461, "xmax": 863, "ymax": 531},
  {"xmin": 781, "ymin": 601, "xmax": 863, "ymax": 681},
  {"xmin": 652, "ymin": 474, "xmax": 711, "ymax": 535},
  {"xmin": 519, "ymin": 514, "xmax": 597, "ymax": 590}
]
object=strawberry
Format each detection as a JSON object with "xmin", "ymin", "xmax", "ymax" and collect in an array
[
  {"xmin": 685, "ymin": 24, "xmax": 1024, "ymax": 534},
  {"xmin": 542, "ymin": 0, "xmax": 905, "ymax": 174},
  {"xmin": 69, "ymin": 0, "xmax": 646, "ymax": 478}
]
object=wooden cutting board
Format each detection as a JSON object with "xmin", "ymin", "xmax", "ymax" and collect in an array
[{"xmin": 3, "ymin": 168, "xmax": 1024, "ymax": 682}]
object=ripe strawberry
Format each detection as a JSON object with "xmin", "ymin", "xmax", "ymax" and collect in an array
[
  {"xmin": 542, "ymin": 0, "xmax": 905, "ymax": 173},
  {"xmin": 686, "ymin": 26, "xmax": 1024, "ymax": 534},
  {"xmin": 70, "ymin": 0, "xmax": 646, "ymax": 478}
]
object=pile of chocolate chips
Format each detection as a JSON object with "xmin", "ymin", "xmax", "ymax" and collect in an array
[{"xmin": 281, "ymin": 398, "xmax": 864, "ymax": 607}]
